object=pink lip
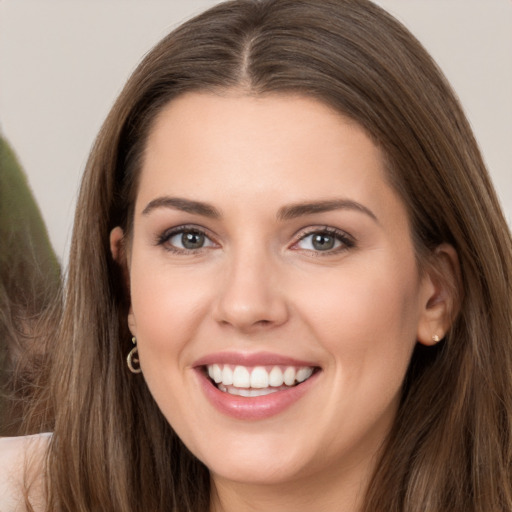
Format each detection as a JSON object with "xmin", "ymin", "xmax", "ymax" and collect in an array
[
  {"xmin": 193, "ymin": 351, "xmax": 317, "ymax": 368},
  {"xmin": 193, "ymin": 352, "xmax": 321, "ymax": 421}
]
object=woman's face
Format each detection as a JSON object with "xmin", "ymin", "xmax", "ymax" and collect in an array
[{"xmin": 118, "ymin": 92, "xmax": 439, "ymax": 491}]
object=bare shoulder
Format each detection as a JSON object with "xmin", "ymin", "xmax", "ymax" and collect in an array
[{"xmin": 0, "ymin": 433, "xmax": 51, "ymax": 512}]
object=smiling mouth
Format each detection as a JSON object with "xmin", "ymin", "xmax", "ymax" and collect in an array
[{"xmin": 205, "ymin": 364, "xmax": 319, "ymax": 397}]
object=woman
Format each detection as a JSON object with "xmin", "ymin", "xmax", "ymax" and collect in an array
[{"xmin": 2, "ymin": 0, "xmax": 511, "ymax": 510}]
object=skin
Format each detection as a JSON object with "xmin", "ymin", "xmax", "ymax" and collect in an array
[{"xmin": 111, "ymin": 92, "xmax": 455, "ymax": 512}]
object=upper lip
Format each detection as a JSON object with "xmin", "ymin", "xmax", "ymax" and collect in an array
[{"xmin": 193, "ymin": 351, "xmax": 319, "ymax": 368}]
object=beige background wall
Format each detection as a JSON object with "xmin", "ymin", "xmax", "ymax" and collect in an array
[{"xmin": 1, "ymin": 0, "xmax": 511, "ymax": 265}]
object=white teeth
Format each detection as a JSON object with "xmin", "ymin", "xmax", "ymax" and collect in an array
[
  {"xmin": 218, "ymin": 384, "xmax": 283, "ymax": 397},
  {"xmin": 232, "ymin": 366, "xmax": 251, "ymax": 388},
  {"xmin": 248, "ymin": 388, "xmax": 278, "ymax": 397},
  {"xmin": 224, "ymin": 386, "xmax": 240, "ymax": 396},
  {"xmin": 222, "ymin": 365, "xmax": 233, "ymax": 385},
  {"xmin": 283, "ymin": 367, "xmax": 296, "ymax": 386},
  {"xmin": 250, "ymin": 366, "xmax": 269, "ymax": 388},
  {"xmin": 269, "ymin": 366, "xmax": 284, "ymax": 387},
  {"xmin": 206, "ymin": 363, "xmax": 316, "ymax": 393},
  {"xmin": 296, "ymin": 367, "xmax": 314, "ymax": 383},
  {"xmin": 212, "ymin": 364, "xmax": 222, "ymax": 384}
]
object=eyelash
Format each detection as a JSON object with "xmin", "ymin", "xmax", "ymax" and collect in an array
[
  {"xmin": 156, "ymin": 225, "xmax": 356, "ymax": 255},
  {"xmin": 156, "ymin": 225, "xmax": 217, "ymax": 254},
  {"xmin": 292, "ymin": 226, "xmax": 355, "ymax": 255}
]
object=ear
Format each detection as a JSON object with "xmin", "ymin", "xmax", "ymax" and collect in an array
[
  {"xmin": 127, "ymin": 307, "xmax": 137, "ymax": 338},
  {"xmin": 417, "ymin": 244, "xmax": 461, "ymax": 346},
  {"xmin": 110, "ymin": 226, "xmax": 126, "ymax": 265},
  {"xmin": 110, "ymin": 227, "xmax": 136, "ymax": 334},
  {"xmin": 110, "ymin": 226, "xmax": 132, "ymax": 288}
]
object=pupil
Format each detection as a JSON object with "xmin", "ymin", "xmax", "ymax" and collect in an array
[
  {"xmin": 182, "ymin": 231, "xmax": 204, "ymax": 249},
  {"xmin": 312, "ymin": 234, "xmax": 334, "ymax": 251}
]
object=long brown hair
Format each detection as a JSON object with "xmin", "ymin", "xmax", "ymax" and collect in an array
[{"xmin": 27, "ymin": 0, "xmax": 512, "ymax": 510}]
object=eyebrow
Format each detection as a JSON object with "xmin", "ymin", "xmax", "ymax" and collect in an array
[
  {"xmin": 142, "ymin": 197, "xmax": 221, "ymax": 218},
  {"xmin": 141, "ymin": 196, "xmax": 377, "ymax": 223},
  {"xmin": 277, "ymin": 199, "xmax": 378, "ymax": 223}
]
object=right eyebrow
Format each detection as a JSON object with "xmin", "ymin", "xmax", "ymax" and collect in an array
[{"xmin": 141, "ymin": 196, "xmax": 221, "ymax": 218}]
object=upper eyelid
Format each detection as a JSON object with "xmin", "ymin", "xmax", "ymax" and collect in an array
[
  {"xmin": 161, "ymin": 224, "xmax": 211, "ymax": 236},
  {"xmin": 294, "ymin": 225, "xmax": 354, "ymax": 242},
  {"xmin": 157, "ymin": 224, "xmax": 216, "ymax": 244}
]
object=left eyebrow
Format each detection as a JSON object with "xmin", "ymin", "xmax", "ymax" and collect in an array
[{"xmin": 277, "ymin": 199, "xmax": 378, "ymax": 223}]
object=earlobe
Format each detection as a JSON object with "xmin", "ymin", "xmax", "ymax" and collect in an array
[{"xmin": 417, "ymin": 244, "xmax": 461, "ymax": 346}]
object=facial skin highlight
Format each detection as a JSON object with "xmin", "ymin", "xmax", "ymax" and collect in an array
[{"xmin": 111, "ymin": 92, "xmax": 452, "ymax": 511}]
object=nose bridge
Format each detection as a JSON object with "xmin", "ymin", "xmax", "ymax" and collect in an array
[{"xmin": 213, "ymin": 236, "xmax": 288, "ymax": 330}]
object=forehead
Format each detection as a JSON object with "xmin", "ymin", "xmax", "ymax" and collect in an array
[{"xmin": 138, "ymin": 92, "xmax": 391, "ymax": 206}]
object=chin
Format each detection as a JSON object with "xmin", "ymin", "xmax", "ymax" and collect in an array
[
  {"xmin": 207, "ymin": 457, "xmax": 306, "ymax": 486},
  {"xmin": 188, "ymin": 431, "xmax": 320, "ymax": 487}
]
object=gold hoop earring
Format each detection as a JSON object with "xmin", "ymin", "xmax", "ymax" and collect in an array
[
  {"xmin": 432, "ymin": 334, "xmax": 441, "ymax": 343},
  {"xmin": 127, "ymin": 336, "xmax": 142, "ymax": 374}
]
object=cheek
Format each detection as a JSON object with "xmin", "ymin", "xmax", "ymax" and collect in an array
[
  {"xmin": 294, "ymin": 261, "xmax": 421, "ymax": 434},
  {"xmin": 130, "ymin": 256, "xmax": 209, "ymax": 335},
  {"xmin": 295, "ymin": 257, "xmax": 421, "ymax": 374}
]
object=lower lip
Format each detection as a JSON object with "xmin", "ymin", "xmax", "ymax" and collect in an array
[{"xmin": 195, "ymin": 369, "xmax": 320, "ymax": 421}]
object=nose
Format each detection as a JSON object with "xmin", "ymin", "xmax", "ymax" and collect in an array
[{"xmin": 212, "ymin": 246, "xmax": 289, "ymax": 333}]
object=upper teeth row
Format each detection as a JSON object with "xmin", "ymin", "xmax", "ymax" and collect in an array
[{"xmin": 206, "ymin": 364, "xmax": 314, "ymax": 389}]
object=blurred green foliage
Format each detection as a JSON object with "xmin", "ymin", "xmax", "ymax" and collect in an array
[{"xmin": 0, "ymin": 135, "xmax": 60, "ymax": 435}]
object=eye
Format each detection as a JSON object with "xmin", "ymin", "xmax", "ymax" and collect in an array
[
  {"xmin": 294, "ymin": 228, "xmax": 354, "ymax": 253},
  {"xmin": 158, "ymin": 227, "xmax": 216, "ymax": 252},
  {"xmin": 171, "ymin": 230, "xmax": 207, "ymax": 250}
]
